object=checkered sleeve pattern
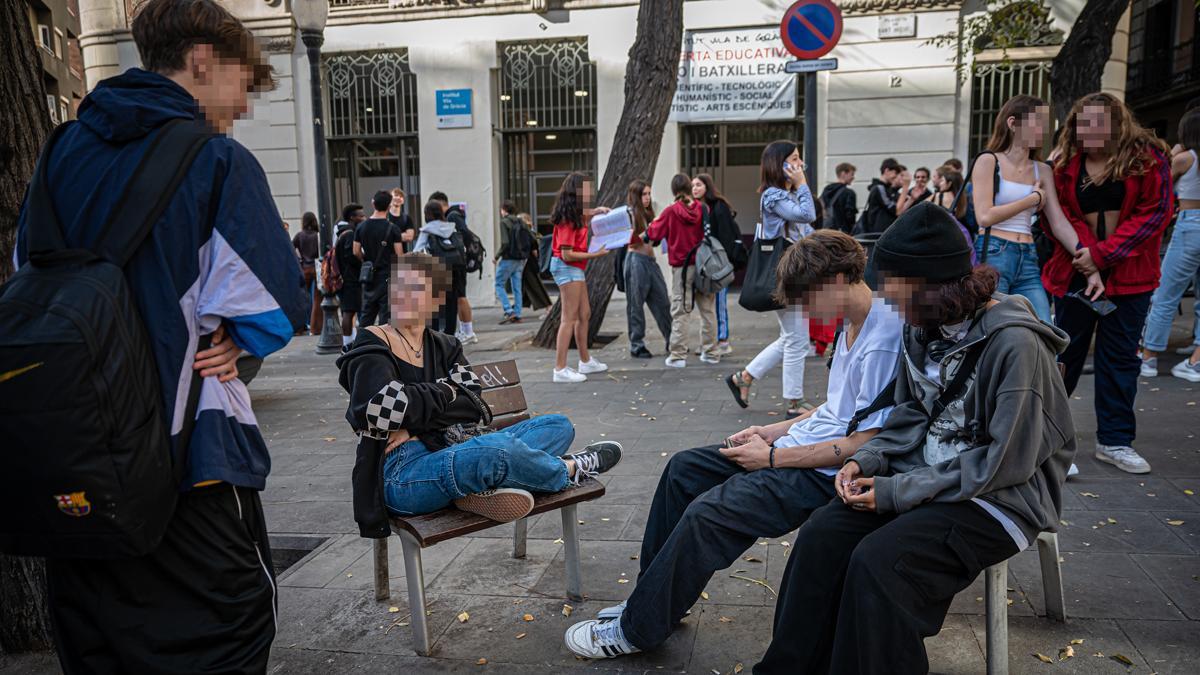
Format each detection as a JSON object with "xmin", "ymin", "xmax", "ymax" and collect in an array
[
  {"xmin": 363, "ymin": 381, "xmax": 408, "ymax": 439},
  {"xmin": 444, "ymin": 364, "xmax": 482, "ymax": 395}
]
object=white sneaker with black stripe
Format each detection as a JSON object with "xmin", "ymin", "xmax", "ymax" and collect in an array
[
  {"xmin": 563, "ymin": 619, "xmax": 640, "ymax": 659},
  {"xmin": 596, "ymin": 599, "xmax": 626, "ymax": 621}
]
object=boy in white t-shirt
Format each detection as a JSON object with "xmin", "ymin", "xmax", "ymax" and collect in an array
[{"xmin": 564, "ymin": 231, "xmax": 905, "ymax": 660}]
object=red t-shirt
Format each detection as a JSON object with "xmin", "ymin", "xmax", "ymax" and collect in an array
[{"xmin": 552, "ymin": 221, "xmax": 590, "ymax": 270}]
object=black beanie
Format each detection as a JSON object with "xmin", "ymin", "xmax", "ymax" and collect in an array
[{"xmin": 872, "ymin": 201, "xmax": 973, "ymax": 282}]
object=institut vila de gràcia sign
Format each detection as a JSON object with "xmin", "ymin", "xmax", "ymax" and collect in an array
[{"xmin": 670, "ymin": 27, "xmax": 797, "ymax": 123}]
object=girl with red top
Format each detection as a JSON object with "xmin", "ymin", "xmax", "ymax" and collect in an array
[
  {"xmin": 550, "ymin": 172, "xmax": 611, "ymax": 383},
  {"xmin": 1045, "ymin": 92, "xmax": 1174, "ymax": 474},
  {"xmin": 646, "ymin": 173, "xmax": 711, "ymax": 368}
]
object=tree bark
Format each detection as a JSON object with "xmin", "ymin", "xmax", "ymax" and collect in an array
[
  {"xmin": 0, "ymin": 0, "xmax": 55, "ymax": 656},
  {"xmin": 533, "ymin": 0, "xmax": 685, "ymax": 349},
  {"xmin": 1049, "ymin": 0, "xmax": 1130, "ymax": 124}
]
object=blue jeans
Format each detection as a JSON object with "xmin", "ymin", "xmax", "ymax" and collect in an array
[
  {"xmin": 1144, "ymin": 210, "xmax": 1200, "ymax": 352},
  {"xmin": 382, "ymin": 414, "xmax": 574, "ymax": 515},
  {"xmin": 494, "ymin": 259, "xmax": 525, "ymax": 317},
  {"xmin": 976, "ymin": 236, "xmax": 1051, "ymax": 322},
  {"xmin": 716, "ymin": 287, "xmax": 729, "ymax": 341}
]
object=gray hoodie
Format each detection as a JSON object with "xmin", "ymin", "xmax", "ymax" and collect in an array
[
  {"xmin": 851, "ymin": 294, "xmax": 1076, "ymax": 538},
  {"xmin": 413, "ymin": 220, "xmax": 457, "ymax": 255}
]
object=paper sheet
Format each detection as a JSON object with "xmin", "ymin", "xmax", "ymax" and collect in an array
[{"xmin": 587, "ymin": 206, "xmax": 634, "ymax": 253}]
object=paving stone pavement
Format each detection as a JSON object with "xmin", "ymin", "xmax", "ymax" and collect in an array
[{"xmin": 3, "ymin": 293, "xmax": 1197, "ymax": 675}]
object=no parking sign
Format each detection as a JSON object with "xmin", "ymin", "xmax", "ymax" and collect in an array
[{"xmin": 779, "ymin": 0, "xmax": 843, "ymax": 60}]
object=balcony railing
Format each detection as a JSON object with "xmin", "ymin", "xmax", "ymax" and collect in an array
[{"xmin": 1127, "ymin": 39, "xmax": 1199, "ymax": 103}]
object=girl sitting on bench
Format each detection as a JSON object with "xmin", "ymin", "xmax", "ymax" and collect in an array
[{"xmin": 337, "ymin": 254, "xmax": 621, "ymax": 536}]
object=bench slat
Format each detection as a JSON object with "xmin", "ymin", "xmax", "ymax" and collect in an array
[
  {"xmin": 481, "ymin": 385, "xmax": 527, "ymax": 417},
  {"xmin": 390, "ymin": 479, "xmax": 605, "ymax": 547},
  {"xmin": 470, "ymin": 360, "xmax": 521, "ymax": 391},
  {"xmin": 491, "ymin": 412, "xmax": 531, "ymax": 431}
]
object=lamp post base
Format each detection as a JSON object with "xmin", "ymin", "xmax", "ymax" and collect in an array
[{"xmin": 316, "ymin": 291, "xmax": 343, "ymax": 355}]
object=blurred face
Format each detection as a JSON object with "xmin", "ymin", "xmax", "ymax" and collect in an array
[
  {"xmin": 786, "ymin": 148, "xmax": 802, "ymax": 170},
  {"xmin": 839, "ymin": 169, "xmax": 856, "ymax": 184},
  {"xmin": 799, "ymin": 275, "xmax": 854, "ymax": 321},
  {"xmin": 914, "ymin": 169, "xmax": 929, "ymax": 187},
  {"xmin": 691, "ymin": 178, "xmax": 707, "ymax": 200},
  {"xmin": 186, "ymin": 44, "xmax": 254, "ymax": 134},
  {"xmin": 391, "ymin": 194, "xmax": 405, "ymax": 211},
  {"xmin": 1077, "ymin": 104, "xmax": 1114, "ymax": 151},
  {"xmin": 1010, "ymin": 107, "xmax": 1049, "ymax": 150},
  {"xmin": 882, "ymin": 168, "xmax": 898, "ymax": 183},
  {"xmin": 894, "ymin": 170, "xmax": 910, "ymax": 188},
  {"xmin": 389, "ymin": 268, "xmax": 441, "ymax": 326},
  {"xmin": 351, "ymin": 209, "xmax": 366, "ymax": 224},
  {"xmin": 580, "ymin": 180, "xmax": 595, "ymax": 210},
  {"xmin": 641, "ymin": 186, "xmax": 652, "ymax": 208},
  {"xmin": 880, "ymin": 275, "xmax": 944, "ymax": 329},
  {"xmin": 931, "ymin": 171, "xmax": 945, "ymax": 191}
]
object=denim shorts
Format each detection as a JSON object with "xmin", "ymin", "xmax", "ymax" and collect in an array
[{"xmin": 550, "ymin": 256, "xmax": 586, "ymax": 286}]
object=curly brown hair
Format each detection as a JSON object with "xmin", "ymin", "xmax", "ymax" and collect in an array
[
  {"xmin": 773, "ymin": 230, "xmax": 867, "ymax": 305},
  {"xmin": 898, "ymin": 265, "xmax": 999, "ymax": 332}
]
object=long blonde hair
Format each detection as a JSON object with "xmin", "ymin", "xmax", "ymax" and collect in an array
[{"xmin": 1053, "ymin": 92, "xmax": 1168, "ymax": 182}]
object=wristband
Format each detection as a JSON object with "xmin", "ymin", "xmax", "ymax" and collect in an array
[
  {"xmin": 443, "ymin": 381, "xmax": 457, "ymax": 402},
  {"xmin": 769, "ymin": 446, "xmax": 776, "ymax": 469}
]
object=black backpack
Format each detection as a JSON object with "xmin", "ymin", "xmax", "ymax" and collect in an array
[
  {"xmin": 429, "ymin": 229, "xmax": 467, "ymax": 269},
  {"xmin": 0, "ymin": 119, "xmax": 211, "ymax": 559},
  {"xmin": 507, "ymin": 219, "xmax": 534, "ymax": 260},
  {"xmin": 463, "ymin": 227, "xmax": 486, "ymax": 276}
]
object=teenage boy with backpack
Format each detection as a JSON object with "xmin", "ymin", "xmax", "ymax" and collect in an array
[
  {"xmin": 858, "ymin": 157, "xmax": 909, "ymax": 234},
  {"xmin": 354, "ymin": 190, "xmax": 405, "ymax": 327},
  {"xmin": 495, "ymin": 200, "xmax": 533, "ymax": 323},
  {"xmin": 819, "ymin": 162, "xmax": 858, "ymax": 233},
  {"xmin": 563, "ymin": 230, "xmax": 905, "ymax": 660},
  {"xmin": 430, "ymin": 191, "xmax": 481, "ymax": 343},
  {"xmin": 5, "ymin": 0, "xmax": 306, "ymax": 671},
  {"xmin": 416, "ymin": 200, "xmax": 467, "ymax": 334}
]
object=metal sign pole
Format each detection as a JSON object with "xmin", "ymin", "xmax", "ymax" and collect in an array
[{"xmin": 804, "ymin": 71, "xmax": 818, "ymax": 187}]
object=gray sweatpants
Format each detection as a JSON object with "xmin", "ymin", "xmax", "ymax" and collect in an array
[{"xmin": 624, "ymin": 252, "xmax": 672, "ymax": 354}]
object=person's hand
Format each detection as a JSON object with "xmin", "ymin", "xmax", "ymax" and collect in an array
[
  {"xmin": 728, "ymin": 425, "xmax": 769, "ymax": 446},
  {"xmin": 592, "ymin": 206, "xmax": 612, "ymax": 216},
  {"xmin": 1073, "ymin": 247, "xmax": 1098, "ymax": 275},
  {"xmin": 899, "ymin": 170, "xmax": 912, "ymax": 188},
  {"xmin": 785, "ymin": 160, "xmax": 806, "ymax": 187},
  {"xmin": 194, "ymin": 324, "xmax": 242, "ymax": 383},
  {"xmin": 385, "ymin": 429, "xmax": 411, "ymax": 454},
  {"xmin": 834, "ymin": 460, "xmax": 862, "ymax": 501},
  {"xmin": 1083, "ymin": 271, "xmax": 1105, "ymax": 301},
  {"xmin": 719, "ymin": 435, "xmax": 772, "ymax": 471},
  {"xmin": 401, "ymin": 229, "xmax": 415, "ymax": 243},
  {"xmin": 843, "ymin": 477, "xmax": 876, "ymax": 512},
  {"xmin": 1029, "ymin": 186, "xmax": 1046, "ymax": 211}
]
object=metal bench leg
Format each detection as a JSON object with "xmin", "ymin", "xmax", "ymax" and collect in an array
[
  {"xmin": 985, "ymin": 561, "xmax": 1008, "ymax": 675},
  {"xmin": 398, "ymin": 530, "xmax": 431, "ymax": 656},
  {"xmin": 373, "ymin": 537, "xmax": 390, "ymax": 601},
  {"xmin": 512, "ymin": 517, "xmax": 528, "ymax": 559},
  {"xmin": 560, "ymin": 504, "xmax": 583, "ymax": 602},
  {"xmin": 1036, "ymin": 532, "xmax": 1066, "ymax": 622}
]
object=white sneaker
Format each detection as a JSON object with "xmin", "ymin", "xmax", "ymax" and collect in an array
[
  {"xmin": 553, "ymin": 367, "xmax": 587, "ymax": 383},
  {"xmin": 664, "ymin": 356, "xmax": 686, "ymax": 368},
  {"xmin": 715, "ymin": 341, "xmax": 733, "ymax": 356},
  {"xmin": 1067, "ymin": 463, "xmax": 1079, "ymax": 479},
  {"xmin": 459, "ymin": 332, "xmax": 479, "ymax": 345},
  {"xmin": 563, "ymin": 619, "xmax": 640, "ymax": 659},
  {"xmin": 1171, "ymin": 358, "xmax": 1200, "ymax": 382},
  {"xmin": 596, "ymin": 599, "xmax": 627, "ymax": 621},
  {"xmin": 1140, "ymin": 357, "xmax": 1158, "ymax": 378},
  {"xmin": 1095, "ymin": 444, "xmax": 1151, "ymax": 474},
  {"xmin": 578, "ymin": 357, "xmax": 608, "ymax": 374},
  {"xmin": 699, "ymin": 353, "xmax": 720, "ymax": 364}
]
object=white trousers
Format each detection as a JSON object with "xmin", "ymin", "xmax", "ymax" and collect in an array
[{"xmin": 745, "ymin": 307, "xmax": 809, "ymax": 400}]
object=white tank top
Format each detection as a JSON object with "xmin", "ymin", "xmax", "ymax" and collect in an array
[
  {"xmin": 1177, "ymin": 150, "xmax": 1200, "ymax": 201},
  {"xmin": 990, "ymin": 160, "xmax": 1039, "ymax": 237}
]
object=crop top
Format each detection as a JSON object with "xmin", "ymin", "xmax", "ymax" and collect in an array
[{"xmin": 1076, "ymin": 166, "xmax": 1126, "ymax": 214}]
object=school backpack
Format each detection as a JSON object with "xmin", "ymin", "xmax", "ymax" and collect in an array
[
  {"xmin": 0, "ymin": 119, "xmax": 211, "ymax": 559},
  {"xmin": 429, "ymin": 229, "xmax": 467, "ymax": 269},
  {"xmin": 691, "ymin": 206, "xmax": 736, "ymax": 296},
  {"xmin": 321, "ymin": 245, "xmax": 342, "ymax": 294},
  {"xmin": 506, "ymin": 217, "xmax": 534, "ymax": 260},
  {"xmin": 463, "ymin": 227, "xmax": 486, "ymax": 276}
]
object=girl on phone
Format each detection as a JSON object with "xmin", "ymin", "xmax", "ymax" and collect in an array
[
  {"xmin": 972, "ymin": 95, "xmax": 1099, "ymax": 323},
  {"xmin": 550, "ymin": 172, "xmax": 611, "ymax": 383},
  {"xmin": 726, "ymin": 140, "xmax": 816, "ymax": 416},
  {"xmin": 1045, "ymin": 92, "xmax": 1174, "ymax": 474},
  {"xmin": 624, "ymin": 180, "xmax": 673, "ymax": 359}
]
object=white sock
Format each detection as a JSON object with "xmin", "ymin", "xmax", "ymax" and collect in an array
[
  {"xmin": 462, "ymin": 321, "xmax": 473, "ymax": 334},
  {"xmin": 342, "ymin": 335, "xmax": 352, "ymax": 346}
]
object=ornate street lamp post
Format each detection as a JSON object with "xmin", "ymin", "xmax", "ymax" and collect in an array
[{"xmin": 294, "ymin": 0, "xmax": 341, "ymax": 355}]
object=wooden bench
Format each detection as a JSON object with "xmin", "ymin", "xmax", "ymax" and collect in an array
[
  {"xmin": 984, "ymin": 531, "xmax": 1066, "ymax": 674},
  {"xmin": 371, "ymin": 359, "xmax": 606, "ymax": 656}
]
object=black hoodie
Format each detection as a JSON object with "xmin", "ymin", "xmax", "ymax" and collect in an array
[
  {"xmin": 861, "ymin": 177, "xmax": 899, "ymax": 234},
  {"xmin": 336, "ymin": 329, "xmax": 483, "ymax": 537}
]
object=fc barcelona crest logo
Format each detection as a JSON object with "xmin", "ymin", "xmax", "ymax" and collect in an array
[{"xmin": 55, "ymin": 492, "xmax": 91, "ymax": 517}]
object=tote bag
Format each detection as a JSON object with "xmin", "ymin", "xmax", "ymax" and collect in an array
[{"xmin": 738, "ymin": 223, "xmax": 791, "ymax": 312}]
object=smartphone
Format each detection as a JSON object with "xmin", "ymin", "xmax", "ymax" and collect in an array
[
  {"xmin": 1067, "ymin": 290, "xmax": 1117, "ymax": 316},
  {"xmin": 783, "ymin": 162, "xmax": 792, "ymax": 174},
  {"xmin": 724, "ymin": 436, "xmax": 737, "ymax": 449}
]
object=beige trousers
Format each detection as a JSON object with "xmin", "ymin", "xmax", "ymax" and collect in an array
[{"xmin": 669, "ymin": 266, "xmax": 717, "ymax": 360}]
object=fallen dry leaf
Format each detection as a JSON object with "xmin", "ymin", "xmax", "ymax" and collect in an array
[
  {"xmin": 1070, "ymin": 639, "xmax": 1084, "ymax": 645},
  {"xmin": 1166, "ymin": 520, "xmax": 1185, "ymax": 526},
  {"xmin": 743, "ymin": 556, "xmax": 763, "ymax": 563},
  {"xmin": 515, "ymin": 632, "xmax": 526, "ymax": 639},
  {"xmin": 780, "ymin": 541, "xmax": 790, "ymax": 547},
  {"xmin": 1185, "ymin": 489, "xmax": 1195, "ymax": 496},
  {"xmin": 562, "ymin": 604, "xmax": 574, "ymax": 617},
  {"xmin": 553, "ymin": 538, "xmax": 564, "ymax": 544},
  {"xmin": 457, "ymin": 611, "xmax": 470, "ymax": 623},
  {"xmin": 476, "ymin": 658, "xmax": 487, "ymax": 665},
  {"xmin": 630, "ymin": 554, "xmax": 639, "ymax": 560},
  {"xmin": 1033, "ymin": 652, "xmax": 1053, "ymax": 664},
  {"xmin": 323, "ymin": 437, "xmax": 336, "ymax": 442},
  {"xmin": 1110, "ymin": 653, "xmax": 1134, "ymax": 666},
  {"xmin": 522, "ymin": 613, "xmax": 534, "ymax": 622},
  {"xmin": 1059, "ymin": 645, "xmax": 1075, "ymax": 661},
  {"xmin": 1080, "ymin": 491, "xmax": 1100, "ymax": 498},
  {"xmin": 701, "ymin": 591, "xmax": 710, "ymax": 600},
  {"xmin": 388, "ymin": 606, "xmax": 400, "ymax": 613},
  {"xmin": 719, "ymin": 616, "xmax": 734, "ymax": 623},
  {"xmin": 735, "ymin": 663, "xmax": 745, "ymax": 674},
  {"xmin": 617, "ymin": 578, "xmax": 630, "ymax": 584},
  {"xmin": 1107, "ymin": 517, "xmax": 1117, "ymax": 524}
]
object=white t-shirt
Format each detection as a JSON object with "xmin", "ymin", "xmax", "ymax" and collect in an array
[{"xmin": 774, "ymin": 298, "xmax": 904, "ymax": 475}]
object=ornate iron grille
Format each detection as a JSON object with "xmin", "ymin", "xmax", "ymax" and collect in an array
[
  {"xmin": 322, "ymin": 50, "xmax": 419, "ymax": 139},
  {"xmin": 497, "ymin": 38, "xmax": 596, "ymax": 131},
  {"xmin": 969, "ymin": 61, "xmax": 1052, "ymax": 159}
]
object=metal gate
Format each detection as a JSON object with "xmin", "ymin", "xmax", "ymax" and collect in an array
[
  {"xmin": 322, "ymin": 49, "xmax": 420, "ymax": 213},
  {"xmin": 969, "ymin": 61, "xmax": 1052, "ymax": 159}
]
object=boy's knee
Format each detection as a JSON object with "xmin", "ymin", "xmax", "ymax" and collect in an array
[{"xmin": 541, "ymin": 414, "xmax": 575, "ymax": 441}]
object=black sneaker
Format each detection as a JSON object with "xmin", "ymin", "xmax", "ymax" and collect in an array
[
  {"xmin": 564, "ymin": 441, "xmax": 622, "ymax": 486},
  {"xmin": 630, "ymin": 347, "xmax": 652, "ymax": 359}
]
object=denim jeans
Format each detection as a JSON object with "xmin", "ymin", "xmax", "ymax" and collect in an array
[
  {"xmin": 624, "ymin": 252, "xmax": 672, "ymax": 353},
  {"xmin": 1144, "ymin": 210, "xmax": 1200, "ymax": 352},
  {"xmin": 382, "ymin": 414, "xmax": 574, "ymax": 515},
  {"xmin": 494, "ymin": 258, "xmax": 525, "ymax": 318},
  {"xmin": 975, "ymin": 236, "xmax": 1051, "ymax": 322}
]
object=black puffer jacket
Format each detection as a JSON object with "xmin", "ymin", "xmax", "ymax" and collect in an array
[{"xmin": 336, "ymin": 328, "xmax": 483, "ymax": 537}]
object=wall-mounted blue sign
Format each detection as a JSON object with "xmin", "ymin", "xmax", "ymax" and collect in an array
[{"xmin": 435, "ymin": 89, "xmax": 473, "ymax": 129}]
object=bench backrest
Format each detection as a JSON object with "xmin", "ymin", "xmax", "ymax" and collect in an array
[{"xmin": 472, "ymin": 360, "xmax": 529, "ymax": 430}]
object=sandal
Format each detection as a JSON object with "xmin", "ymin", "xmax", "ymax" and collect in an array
[
  {"xmin": 786, "ymin": 399, "xmax": 816, "ymax": 416},
  {"xmin": 726, "ymin": 370, "xmax": 752, "ymax": 408}
]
